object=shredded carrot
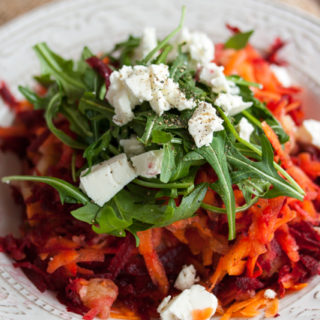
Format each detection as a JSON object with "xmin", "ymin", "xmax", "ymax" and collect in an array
[
  {"xmin": 0, "ymin": 126, "xmax": 27, "ymax": 137},
  {"xmin": 265, "ymin": 299, "xmax": 279, "ymax": 318},
  {"xmin": 254, "ymin": 89, "xmax": 282, "ymax": 102},
  {"xmin": 47, "ymin": 250, "xmax": 79, "ymax": 274},
  {"xmin": 220, "ymin": 290, "xmax": 279, "ymax": 320},
  {"xmin": 237, "ymin": 61, "xmax": 256, "ymax": 83},
  {"xmin": 262, "ymin": 121, "xmax": 290, "ymax": 168},
  {"xmin": 276, "ymin": 224, "xmax": 300, "ymax": 262},
  {"xmin": 224, "ymin": 50, "xmax": 247, "ymax": 75},
  {"xmin": 110, "ymin": 308, "xmax": 141, "ymax": 320},
  {"xmin": 289, "ymin": 283, "xmax": 308, "ymax": 291},
  {"xmin": 137, "ymin": 229, "xmax": 169, "ymax": 295},
  {"xmin": 210, "ymin": 238, "xmax": 251, "ymax": 290},
  {"xmin": 285, "ymin": 101, "xmax": 301, "ymax": 113}
]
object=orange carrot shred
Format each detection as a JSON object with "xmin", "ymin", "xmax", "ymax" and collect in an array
[{"xmin": 138, "ymin": 229, "xmax": 169, "ymax": 295}]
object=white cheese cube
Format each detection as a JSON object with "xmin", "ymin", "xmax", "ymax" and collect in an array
[
  {"xmin": 134, "ymin": 27, "xmax": 158, "ymax": 61},
  {"xmin": 176, "ymin": 28, "xmax": 214, "ymax": 65},
  {"xmin": 188, "ymin": 101, "xmax": 224, "ymax": 148},
  {"xmin": 106, "ymin": 63, "xmax": 195, "ymax": 122},
  {"xmin": 120, "ymin": 136, "xmax": 145, "ymax": 157},
  {"xmin": 238, "ymin": 117, "xmax": 254, "ymax": 142},
  {"xmin": 264, "ymin": 289, "xmax": 277, "ymax": 299},
  {"xmin": 215, "ymin": 93, "xmax": 252, "ymax": 116},
  {"xmin": 188, "ymin": 31, "xmax": 214, "ymax": 65},
  {"xmin": 174, "ymin": 265, "xmax": 199, "ymax": 291},
  {"xmin": 199, "ymin": 63, "xmax": 230, "ymax": 94},
  {"xmin": 227, "ymin": 80, "xmax": 240, "ymax": 95},
  {"xmin": 270, "ymin": 64, "xmax": 292, "ymax": 88},
  {"xmin": 157, "ymin": 284, "xmax": 218, "ymax": 320},
  {"xmin": 106, "ymin": 66, "xmax": 138, "ymax": 126},
  {"xmin": 131, "ymin": 149, "xmax": 164, "ymax": 178},
  {"xmin": 124, "ymin": 66, "xmax": 153, "ymax": 102},
  {"xmin": 296, "ymin": 119, "xmax": 320, "ymax": 149},
  {"xmin": 79, "ymin": 154, "xmax": 137, "ymax": 206},
  {"xmin": 149, "ymin": 89, "xmax": 171, "ymax": 116},
  {"xmin": 164, "ymin": 78, "xmax": 195, "ymax": 111},
  {"xmin": 149, "ymin": 64, "xmax": 172, "ymax": 115}
]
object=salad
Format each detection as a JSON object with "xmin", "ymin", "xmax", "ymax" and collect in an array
[{"xmin": 1, "ymin": 7, "xmax": 320, "ymax": 320}]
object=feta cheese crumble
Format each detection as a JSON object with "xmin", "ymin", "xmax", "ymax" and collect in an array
[
  {"xmin": 79, "ymin": 154, "xmax": 137, "ymax": 206},
  {"xmin": 270, "ymin": 64, "xmax": 292, "ymax": 88},
  {"xmin": 199, "ymin": 63, "xmax": 230, "ymax": 94},
  {"xmin": 134, "ymin": 27, "xmax": 158, "ymax": 61},
  {"xmin": 131, "ymin": 149, "xmax": 164, "ymax": 178},
  {"xmin": 125, "ymin": 66, "xmax": 153, "ymax": 102},
  {"xmin": 106, "ymin": 66, "xmax": 138, "ymax": 126},
  {"xmin": 238, "ymin": 117, "xmax": 254, "ymax": 142},
  {"xmin": 177, "ymin": 28, "xmax": 214, "ymax": 65},
  {"xmin": 167, "ymin": 28, "xmax": 214, "ymax": 65},
  {"xmin": 157, "ymin": 284, "xmax": 218, "ymax": 320},
  {"xmin": 120, "ymin": 136, "xmax": 145, "ymax": 157},
  {"xmin": 296, "ymin": 119, "xmax": 320, "ymax": 149},
  {"xmin": 264, "ymin": 289, "xmax": 277, "ymax": 300},
  {"xmin": 106, "ymin": 64, "xmax": 195, "ymax": 125},
  {"xmin": 215, "ymin": 93, "xmax": 253, "ymax": 116},
  {"xmin": 174, "ymin": 264, "xmax": 199, "ymax": 291},
  {"xmin": 188, "ymin": 101, "xmax": 224, "ymax": 148}
]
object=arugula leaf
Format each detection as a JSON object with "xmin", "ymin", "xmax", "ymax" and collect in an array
[
  {"xmin": 227, "ymin": 136, "xmax": 304, "ymax": 200},
  {"xmin": 215, "ymin": 104, "xmax": 304, "ymax": 198},
  {"xmin": 45, "ymin": 93, "xmax": 87, "ymax": 149},
  {"xmin": 201, "ymin": 195, "xmax": 259, "ymax": 214},
  {"xmin": 109, "ymin": 35, "xmax": 140, "ymax": 66},
  {"xmin": 160, "ymin": 143, "xmax": 176, "ymax": 183},
  {"xmin": 137, "ymin": 112, "xmax": 187, "ymax": 145},
  {"xmin": 92, "ymin": 205, "xmax": 130, "ymax": 237},
  {"xmin": 18, "ymin": 85, "xmax": 58, "ymax": 110},
  {"xmin": 196, "ymin": 132, "xmax": 236, "ymax": 240},
  {"xmin": 2, "ymin": 175, "xmax": 89, "ymax": 205},
  {"xmin": 183, "ymin": 151, "xmax": 204, "ymax": 161},
  {"xmin": 108, "ymin": 184, "xmax": 206, "ymax": 231},
  {"xmin": 170, "ymin": 50, "xmax": 206, "ymax": 100},
  {"xmin": 83, "ymin": 130, "xmax": 112, "ymax": 170},
  {"xmin": 162, "ymin": 184, "xmax": 207, "ymax": 225},
  {"xmin": 237, "ymin": 179, "xmax": 271, "ymax": 203},
  {"xmin": 133, "ymin": 177, "xmax": 193, "ymax": 190},
  {"xmin": 141, "ymin": 6, "xmax": 186, "ymax": 64},
  {"xmin": 151, "ymin": 130, "xmax": 173, "ymax": 144},
  {"xmin": 79, "ymin": 92, "xmax": 114, "ymax": 119},
  {"xmin": 113, "ymin": 190, "xmax": 169, "ymax": 225},
  {"xmin": 245, "ymin": 99, "xmax": 289, "ymax": 144},
  {"xmin": 61, "ymin": 104, "xmax": 93, "ymax": 138},
  {"xmin": 154, "ymin": 44, "xmax": 173, "ymax": 64},
  {"xmin": 224, "ymin": 30, "xmax": 254, "ymax": 50},
  {"xmin": 155, "ymin": 188, "xmax": 179, "ymax": 199},
  {"xmin": 33, "ymin": 74, "xmax": 54, "ymax": 87},
  {"xmin": 170, "ymin": 50, "xmax": 189, "ymax": 82},
  {"xmin": 235, "ymin": 85, "xmax": 289, "ymax": 145},
  {"xmin": 227, "ymin": 75, "xmax": 261, "ymax": 89},
  {"xmin": 33, "ymin": 43, "xmax": 85, "ymax": 98},
  {"xmin": 170, "ymin": 148, "xmax": 205, "ymax": 181},
  {"xmin": 71, "ymin": 202, "xmax": 99, "ymax": 223}
]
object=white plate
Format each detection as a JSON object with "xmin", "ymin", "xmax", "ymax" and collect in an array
[{"xmin": 0, "ymin": 0, "xmax": 320, "ymax": 319}]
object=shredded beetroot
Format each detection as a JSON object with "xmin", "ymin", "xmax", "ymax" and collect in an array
[
  {"xmin": 265, "ymin": 37, "xmax": 288, "ymax": 66},
  {"xmin": 86, "ymin": 57, "xmax": 112, "ymax": 89},
  {"xmin": 0, "ymin": 81, "xmax": 19, "ymax": 108},
  {"xmin": 107, "ymin": 235, "xmax": 136, "ymax": 279},
  {"xmin": 226, "ymin": 23, "xmax": 241, "ymax": 34}
]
